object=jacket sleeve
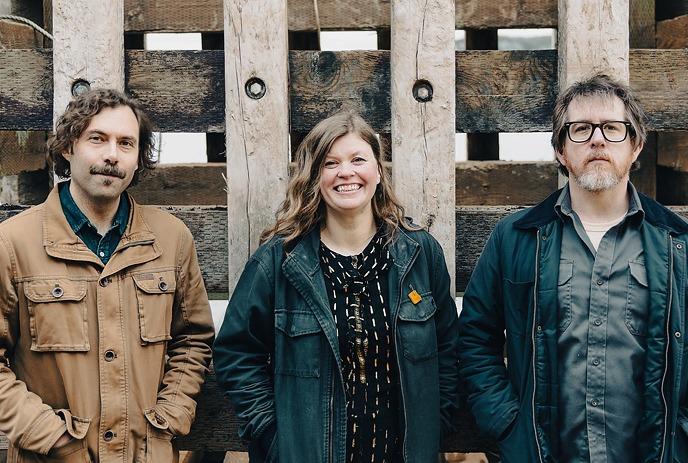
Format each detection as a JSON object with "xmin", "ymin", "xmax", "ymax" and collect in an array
[
  {"xmin": 212, "ymin": 256, "xmax": 277, "ymax": 456},
  {"xmin": 427, "ymin": 234, "xmax": 461, "ymax": 436},
  {"xmin": 457, "ymin": 224, "xmax": 519, "ymax": 440},
  {"xmin": 0, "ymin": 233, "xmax": 67, "ymax": 454},
  {"xmin": 155, "ymin": 227, "xmax": 215, "ymax": 436}
]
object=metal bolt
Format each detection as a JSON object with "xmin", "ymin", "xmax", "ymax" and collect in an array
[
  {"xmin": 71, "ymin": 79, "xmax": 91, "ymax": 97},
  {"xmin": 412, "ymin": 80, "xmax": 433, "ymax": 103},
  {"xmin": 245, "ymin": 77, "xmax": 266, "ymax": 100}
]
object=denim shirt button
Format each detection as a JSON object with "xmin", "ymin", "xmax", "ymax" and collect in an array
[{"xmin": 675, "ymin": 331, "xmax": 682, "ymax": 338}]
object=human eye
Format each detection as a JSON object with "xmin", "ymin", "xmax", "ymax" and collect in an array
[
  {"xmin": 572, "ymin": 123, "xmax": 591, "ymax": 134},
  {"xmin": 352, "ymin": 156, "xmax": 367, "ymax": 164},
  {"xmin": 120, "ymin": 139, "xmax": 136, "ymax": 148},
  {"xmin": 603, "ymin": 122, "xmax": 622, "ymax": 133},
  {"xmin": 88, "ymin": 134, "xmax": 104, "ymax": 143},
  {"xmin": 323, "ymin": 159, "xmax": 338, "ymax": 168}
]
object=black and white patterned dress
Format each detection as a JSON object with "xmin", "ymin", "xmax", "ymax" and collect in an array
[{"xmin": 319, "ymin": 232, "xmax": 402, "ymax": 462}]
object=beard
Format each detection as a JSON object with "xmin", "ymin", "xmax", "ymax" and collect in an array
[{"xmin": 569, "ymin": 151, "xmax": 626, "ymax": 193}]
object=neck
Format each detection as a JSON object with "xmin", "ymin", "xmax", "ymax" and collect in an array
[
  {"xmin": 69, "ymin": 183, "xmax": 121, "ymax": 236},
  {"xmin": 321, "ymin": 210, "xmax": 377, "ymax": 255},
  {"xmin": 568, "ymin": 178, "xmax": 630, "ymax": 222}
]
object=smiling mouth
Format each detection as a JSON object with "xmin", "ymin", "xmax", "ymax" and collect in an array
[{"xmin": 335, "ymin": 184, "xmax": 361, "ymax": 192}]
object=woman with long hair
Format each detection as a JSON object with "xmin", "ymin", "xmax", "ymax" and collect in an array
[{"xmin": 213, "ymin": 111, "xmax": 459, "ymax": 462}]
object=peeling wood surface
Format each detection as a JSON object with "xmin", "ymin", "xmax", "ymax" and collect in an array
[
  {"xmin": 456, "ymin": 161, "xmax": 558, "ymax": 205},
  {"xmin": 391, "ymin": 0, "xmax": 456, "ymax": 289},
  {"xmin": 224, "ymin": 0, "xmax": 290, "ymax": 293},
  {"xmin": 657, "ymin": 15, "xmax": 688, "ymax": 48},
  {"xmin": 52, "ymin": 1, "xmax": 124, "ymax": 121},
  {"xmin": 3, "ymin": 49, "xmax": 688, "ymax": 132},
  {"xmin": 558, "ymin": 0, "xmax": 629, "ymax": 87},
  {"xmin": 122, "ymin": 0, "xmax": 556, "ymax": 32}
]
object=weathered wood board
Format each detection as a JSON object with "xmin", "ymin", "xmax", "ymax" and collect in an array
[
  {"xmin": 657, "ymin": 15, "xmax": 688, "ymax": 48},
  {"xmin": 3, "ymin": 49, "xmax": 688, "ymax": 133},
  {"xmin": 122, "ymin": 0, "xmax": 557, "ymax": 32},
  {"xmin": 127, "ymin": 163, "xmax": 228, "ymax": 205}
]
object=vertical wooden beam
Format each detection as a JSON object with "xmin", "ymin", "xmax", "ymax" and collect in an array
[
  {"xmin": 202, "ymin": 32, "xmax": 227, "ymax": 163},
  {"xmin": 224, "ymin": 0, "xmax": 289, "ymax": 292},
  {"xmin": 52, "ymin": 1, "xmax": 124, "ymax": 122},
  {"xmin": 465, "ymin": 29, "xmax": 499, "ymax": 161},
  {"xmin": 558, "ymin": 0, "xmax": 630, "ymax": 88},
  {"xmin": 391, "ymin": 0, "xmax": 456, "ymax": 290}
]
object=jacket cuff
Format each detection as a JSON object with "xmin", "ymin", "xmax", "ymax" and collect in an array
[
  {"xmin": 19, "ymin": 410, "xmax": 68, "ymax": 455},
  {"xmin": 152, "ymin": 401, "xmax": 194, "ymax": 436},
  {"xmin": 488, "ymin": 405, "xmax": 519, "ymax": 441}
]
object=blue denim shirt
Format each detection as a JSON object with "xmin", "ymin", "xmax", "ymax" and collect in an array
[
  {"xmin": 555, "ymin": 184, "xmax": 648, "ymax": 463},
  {"xmin": 58, "ymin": 181, "xmax": 130, "ymax": 264}
]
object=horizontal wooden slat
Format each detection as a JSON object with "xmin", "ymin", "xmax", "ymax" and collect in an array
[
  {"xmin": 122, "ymin": 0, "xmax": 556, "ymax": 33},
  {"xmin": 0, "ymin": 131, "xmax": 46, "ymax": 175},
  {"xmin": 3, "ymin": 49, "xmax": 688, "ymax": 133},
  {"xmin": 456, "ymin": 161, "xmax": 558, "ymax": 205},
  {"xmin": 128, "ymin": 163, "xmax": 227, "ymax": 205},
  {"xmin": 657, "ymin": 15, "xmax": 688, "ymax": 48},
  {"xmin": 657, "ymin": 132, "xmax": 688, "ymax": 172}
]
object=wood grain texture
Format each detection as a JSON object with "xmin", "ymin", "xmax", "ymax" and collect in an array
[
  {"xmin": 391, "ymin": 0, "xmax": 456, "ymax": 293},
  {"xmin": 224, "ymin": 0, "xmax": 290, "ymax": 293},
  {"xmin": 558, "ymin": 0, "xmax": 630, "ymax": 87},
  {"xmin": 122, "ymin": 0, "xmax": 557, "ymax": 32},
  {"xmin": 0, "ymin": 131, "xmax": 46, "ymax": 175},
  {"xmin": 128, "ymin": 163, "xmax": 227, "ymax": 205},
  {"xmin": 658, "ymin": 132, "xmax": 688, "ymax": 172},
  {"xmin": 456, "ymin": 161, "xmax": 558, "ymax": 205},
  {"xmin": 629, "ymin": 0, "xmax": 655, "ymax": 48},
  {"xmin": 657, "ymin": 15, "xmax": 688, "ymax": 48},
  {"xmin": 52, "ymin": 0, "xmax": 124, "ymax": 121},
  {"xmin": 0, "ymin": 18, "xmax": 44, "ymax": 48},
  {"xmin": 4, "ymin": 49, "xmax": 688, "ymax": 132},
  {"xmin": 125, "ymin": 50, "xmax": 225, "ymax": 133}
]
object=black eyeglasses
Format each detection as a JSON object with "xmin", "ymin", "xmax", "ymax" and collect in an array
[{"xmin": 563, "ymin": 121, "xmax": 633, "ymax": 143}]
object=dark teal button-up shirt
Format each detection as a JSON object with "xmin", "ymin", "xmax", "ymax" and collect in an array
[
  {"xmin": 58, "ymin": 181, "xmax": 130, "ymax": 264},
  {"xmin": 556, "ymin": 184, "xmax": 649, "ymax": 463}
]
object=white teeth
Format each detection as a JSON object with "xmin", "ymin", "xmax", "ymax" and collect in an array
[{"xmin": 336, "ymin": 184, "xmax": 360, "ymax": 192}]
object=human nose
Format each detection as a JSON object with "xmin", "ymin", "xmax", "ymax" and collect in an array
[
  {"xmin": 590, "ymin": 125, "xmax": 606, "ymax": 145},
  {"xmin": 102, "ymin": 140, "xmax": 119, "ymax": 163},
  {"xmin": 336, "ymin": 162, "xmax": 354, "ymax": 177}
]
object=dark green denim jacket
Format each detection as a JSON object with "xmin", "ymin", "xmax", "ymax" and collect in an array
[
  {"xmin": 458, "ymin": 188, "xmax": 688, "ymax": 463},
  {"xmin": 214, "ymin": 227, "xmax": 460, "ymax": 463}
]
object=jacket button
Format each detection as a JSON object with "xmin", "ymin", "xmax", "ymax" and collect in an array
[
  {"xmin": 158, "ymin": 281, "xmax": 168, "ymax": 291},
  {"xmin": 593, "ymin": 319, "xmax": 602, "ymax": 326},
  {"xmin": 676, "ymin": 331, "xmax": 682, "ymax": 338},
  {"xmin": 677, "ymin": 243, "xmax": 683, "ymax": 250},
  {"xmin": 103, "ymin": 430, "xmax": 115, "ymax": 441},
  {"xmin": 51, "ymin": 286, "xmax": 64, "ymax": 298},
  {"xmin": 591, "ymin": 399, "xmax": 598, "ymax": 407},
  {"xmin": 104, "ymin": 350, "xmax": 116, "ymax": 362},
  {"xmin": 536, "ymin": 325, "xmax": 542, "ymax": 332},
  {"xmin": 592, "ymin": 359, "xmax": 600, "ymax": 366},
  {"xmin": 99, "ymin": 277, "xmax": 110, "ymax": 288}
]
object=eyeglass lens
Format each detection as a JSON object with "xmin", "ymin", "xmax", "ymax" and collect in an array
[{"xmin": 568, "ymin": 122, "xmax": 628, "ymax": 143}]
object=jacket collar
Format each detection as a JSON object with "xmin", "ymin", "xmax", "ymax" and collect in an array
[
  {"xmin": 514, "ymin": 183, "xmax": 688, "ymax": 235},
  {"xmin": 42, "ymin": 186, "xmax": 160, "ymax": 270}
]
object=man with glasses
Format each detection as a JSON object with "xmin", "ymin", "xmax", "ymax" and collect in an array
[{"xmin": 458, "ymin": 74, "xmax": 688, "ymax": 462}]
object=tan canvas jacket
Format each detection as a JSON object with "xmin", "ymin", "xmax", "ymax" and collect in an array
[{"xmin": 0, "ymin": 187, "xmax": 215, "ymax": 462}]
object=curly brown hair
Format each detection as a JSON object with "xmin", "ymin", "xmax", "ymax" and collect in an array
[
  {"xmin": 260, "ymin": 111, "xmax": 416, "ymax": 246},
  {"xmin": 47, "ymin": 88, "xmax": 157, "ymax": 185}
]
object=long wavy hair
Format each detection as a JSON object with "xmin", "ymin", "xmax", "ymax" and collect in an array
[{"xmin": 260, "ymin": 111, "xmax": 415, "ymax": 246}]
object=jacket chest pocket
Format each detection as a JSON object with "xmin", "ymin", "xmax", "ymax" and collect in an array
[
  {"xmin": 24, "ymin": 278, "xmax": 89, "ymax": 352},
  {"xmin": 397, "ymin": 294, "xmax": 438, "ymax": 363},
  {"xmin": 274, "ymin": 310, "xmax": 322, "ymax": 377},
  {"xmin": 625, "ymin": 260, "xmax": 649, "ymax": 336},
  {"xmin": 132, "ymin": 270, "xmax": 176, "ymax": 343}
]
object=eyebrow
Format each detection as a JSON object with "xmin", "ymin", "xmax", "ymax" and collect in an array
[{"xmin": 84, "ymin": 129, "xmax": 138, "ymax": 142}]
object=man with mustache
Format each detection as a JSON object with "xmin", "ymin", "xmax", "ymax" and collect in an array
[
  {"xmin": 458, "ymin": 74, "xmax": 688, "ymax": 462},
  {"xmin": 0, "ymin": 89, "xmax": 214, "ymax": 462}
]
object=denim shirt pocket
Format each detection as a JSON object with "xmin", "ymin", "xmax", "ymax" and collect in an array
[
  {"xmin": 558, "ymin": 260, "xmax": 574, "ymax": 334},
  {"xmin": 397, "ymin": 293, "xmax": 438, "ymax": 363},
  {"xmin": 24, "ymin": 278, "xmax": 89, "ymax": 352},
  {"xmin": 625, "ymin": 260, "xmax": 649, "ymax": 336},
  {"xmin": 274, "ymin": 309, "xmax": 322, "ymax": 377}
]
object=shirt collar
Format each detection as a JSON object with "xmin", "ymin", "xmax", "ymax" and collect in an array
[
  {"xmin": 554, "ymin": 182, "xmax": 645, "ymax": 224},
  {"xmin": 58, "ymin": 180, "xmax": 130, "ymax": 236}
]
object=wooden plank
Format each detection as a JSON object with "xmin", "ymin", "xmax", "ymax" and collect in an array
[
  {"xmin": 0, "ymin": 131, "xmax": 46, "ymax": 175},
  {"xmin": 4, "ymin": 49, "xmax": 688, "ymax": 133},
  {"xmin": 558, "ymin": 0, "xmax": 630, "ymax": 88},
  {"xmin": 456, "ymin": 161, "xmax": 558, "ymax": 205},
  {"xmin": 0, "ymin": 18, "xmax": 44, "ymax": 48},
  {"xmin": 391, "ymin": 0, "xmax": 456, "ymax": 290},
  {"xmin": 657, "ymin": 15, "xmax": 688, "ymax": 48},
  {"xmin": 657, "ymin": 167, "xmax": 688, "ymax": 205},
  {"xmin": 630, "ymin": 0, "xmax": 655, "ymax": 48},
  {"xmin": 224, "ymin": 0, "xmax": 290, "ymax": 293},
  {"xmin": 128, "ymin": 163, "xmax": 227, "ymax": 205},
  {"xmin": 631, "ymin": 49, "xmax": 688, "ymax": 131},
  {"xmin": 658, "ymin": 132, "xmax": 688, "ymax": 172},
  {"xmin": 122, "ymin": 0, "xmax": 556, "ymax": 32},
  {"xmin": 630, "ymin": 132, "xmax": 657, "ymax": 197},
  {"xmin": 125, "ymin": 50, "xmax": 225, "ymax": 133},
  {"xmin": 52, "ymin": 1, "xmax": 124, "ymax": 121}
]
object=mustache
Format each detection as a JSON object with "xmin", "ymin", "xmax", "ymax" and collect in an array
[
  {"xmin": 585, "ymin": 151, "xmax": 611, "ymax": 163},
  {"xmin": 89, "ymin": 165, "xmax": 126, "ymax": 179}
]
